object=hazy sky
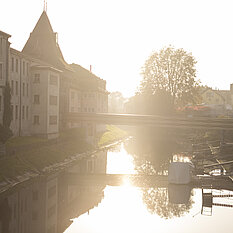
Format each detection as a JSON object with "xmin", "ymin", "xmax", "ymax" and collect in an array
[{"xmin": 1, "ymin": 0, "xmax": 233, "ymax": 97}]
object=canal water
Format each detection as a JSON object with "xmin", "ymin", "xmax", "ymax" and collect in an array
[
  {"xmin": 0, "ymin": 141, "xmax": 233, "ymax": 233},
  {"xmin": 64, "ymin": 143, "xmax": 233, "ymax": 233}
]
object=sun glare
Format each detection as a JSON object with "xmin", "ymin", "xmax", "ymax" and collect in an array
[{"xmin": 107, "ymin": 144, "xmax": 136, "ymax": 174}]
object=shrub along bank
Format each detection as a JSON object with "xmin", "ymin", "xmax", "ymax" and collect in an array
[{"xmin": 98, "ymin": 125, "xmax": 128, "ymax": 146}]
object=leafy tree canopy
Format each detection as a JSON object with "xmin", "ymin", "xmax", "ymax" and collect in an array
[{"xmin": 140, "ymin": 46, "xmax": 200, "ymax": 107}]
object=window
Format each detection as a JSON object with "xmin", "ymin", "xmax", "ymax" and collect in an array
[
  {"xmin": 26, "ymin": 63, "xmax": 29, "ymax": 76},
  {"xmin": 22, "ymin": 61, "xmax": 25, "ymax": 75},
  {"xmin": 47, "ymin": 205, "xmax": 56, "ymax": 219},
  {"xmin": 49, "ymin": 115, "xmax": 57, "ymax": 125},
  {"xmin": 33, "ymin": 115, "xmax": 39, "ymax": 125},
  {"xmin": 26, "ymin": 106, "xmax": 28, "ymax": 119},
  {"xmin": 0, "ymin": 63, "xmax": 3, "ymax": 80},
  {"xmin": 11, "ymin": 80, "xmax": 14, "ymax": 95},
  {"xmin": 11, "ymin": 105, "xmax": 13, "ymax": 119},
  {"xmin": 87, "ymin": 160, "xmax": 94, "ymax": 173},
  {"xmin": 32, "ymin": 190, "xmax": 39, "ymax": 201},
  {"xmin": 13, "ymin": 203, "xmax": 17, "ymax": 220},
  {"xmin": 48, "ymin": 186, "xmax": 56, "ymax": 199},
  {"xmin": 49, "ymin": 75, "xmax": 58, "ymax": 85},
  {"xmin": 87, "ymin": 124, "xmax": 93, "ymax": 136},
  {"xmin": 11, "ymin": 57, "xmax": 14, "ymax": 72},
  {"xmin": 71, "ymin": 92, "xmax": 75, "ymax": 99},
  {"xmin": 24, "ymin": 198, "xmax": 27, "ymax": 212},
  {"xmin": 34, "ymin": 95, "xmax": 40, "ymax": 104},
  {"xmin": 0, "ymin": 96, "xmax": 1, "ymax": 112},
  {"xmin": 34, "ymin": 74, "xmax": 40, "ymax": 83},
  {"xmin": 0, "ymin": 38, "xmax": 2, "ymax": 56},
  {"xmin": 22, "ymin": 106, "xmax": 25, "ymax": 119},
  {"xmin": 16, "ymin": 81, "xmax": 18, "ymax": 95},
  {"xmin": 49, "ymin": 95, "xmax": 57, "ymax": 105},
  {"xmin": 47, "ymin": 225, "xmax": 56, "ymax": 233},
  {"xmin": 16, "ymin": 59, "xmax": 18, "ymax": 73},
  {"xmin": 15, "ymin": 105, "xmax": 18, "ymax": 119},
  {"xmin": 20, "ymin": 200, "xmax": 23, "ymax": 214},
  {"xmin": 26, "ymin": 83, "xmax": 28, "ymax": 96},
  {"xmin": 23, "ymin": 83, "xmax": 25, "ymax": 96},
  {"xmin": 11, "ymin": 105, "xmax": 14, "ymax": 120},
  {"xmin": 32, "ymin": 212, "xmax": 38, "ymax": 221}
]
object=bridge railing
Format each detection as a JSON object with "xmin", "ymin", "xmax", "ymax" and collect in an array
[{"xmin": 65, "ymin": 113, "xmax": 233, "ymax": 130}]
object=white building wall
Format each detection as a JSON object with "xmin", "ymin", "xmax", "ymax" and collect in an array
[
  {"xmin": 20, "ymin": 58, "xmax": 31, "ymax": 136},
  {"xmin": 9, "ymin": 53, "xmax": 20, "ymax": 136},
  {"xmin": 31, "ymin": 68, "xmax": 49, "ymax": 136},
  {"xmin": 68, "ymin": 88, "xmax": 81, "ymax": 128},
  {"xmin": 9, "ymin": 51, "xmax": 31, "ymax": 136},
  {"xmin": 47, "ymin": 71, "xmax": 60, "ymax": 138}
]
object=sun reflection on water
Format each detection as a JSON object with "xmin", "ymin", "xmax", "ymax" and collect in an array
[{"xmin": 64, "ymin": 143, "xmax": 233, "ymax": 233}]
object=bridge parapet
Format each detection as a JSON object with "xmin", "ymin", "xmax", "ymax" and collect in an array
[{"xmin": 65, "ymin": 113, "xmax": 233, "ymax": 130}]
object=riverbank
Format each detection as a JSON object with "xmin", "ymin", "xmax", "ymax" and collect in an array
[{"xmin": 0, "ymin": 125, "xmax": 128, "ymax": 193}]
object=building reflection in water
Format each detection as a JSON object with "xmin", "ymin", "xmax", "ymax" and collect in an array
[{"xmin": 0, "ymin": 151, "xmax": 107, "ymax": 233}]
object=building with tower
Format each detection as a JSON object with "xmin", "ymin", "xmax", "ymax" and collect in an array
[{"xmin": 0, "ymin": 11, "xmax": 108, "ymax": 140}]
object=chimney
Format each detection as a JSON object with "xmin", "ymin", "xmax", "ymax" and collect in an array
[
  {"xmin": 230, "ymin": 83, "xmax": 233, "ymax": 93},
  {"xmin": 90, "ymin": 65, "xmax": 92, "ymax": 73}
]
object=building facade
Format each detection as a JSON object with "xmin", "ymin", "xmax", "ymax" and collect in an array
[
  {"xmin": 0, "ymin": 11, "xmax": 108, "ymax": 140},
  {"xmin": 201, "ymin": 86, "xmax": 233, "ymax": 116}
]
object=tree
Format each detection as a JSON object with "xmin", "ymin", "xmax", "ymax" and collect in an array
[
  {"xmin": 0, "ymin": 82, "xmax": 12, "ymax": 144},
  {"xmin": 108, "ymin": 91, "xmax": 126, "ymax": 113},
  {"xmin": 125, "ymin": 90, "xmax": 173, "ymax": 115},
  {"xmin": 140, "ymin": 46, "xmax": 200, "ymax": 107}
]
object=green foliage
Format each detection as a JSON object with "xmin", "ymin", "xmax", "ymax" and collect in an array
[
  {"xmin": 0, "ymin": 82, "xmax": 13, "ymax": 143},
  {"xmin": 98, "ymin": 125, "xmax": 128, "ymax": 146},
  {"xmin": 140, "ymin": 46, "xmax": 200, "ymax": 107}
]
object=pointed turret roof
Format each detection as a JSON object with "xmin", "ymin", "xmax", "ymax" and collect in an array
[{"xmin": 22, "ymin": 11, "xmax": 68, "ymax": 69}]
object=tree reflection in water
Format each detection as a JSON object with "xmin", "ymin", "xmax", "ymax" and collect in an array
[
  {"xmin": 125, "ymin": 127, "xmax": 179, "ymax": 175},
  {"xmin": 142, "ymin": 186, "xmax": 194, "ymax": 219},
  {"xmin": 125, "ymin": 127, "xmax": 194, "ymax": 218}
]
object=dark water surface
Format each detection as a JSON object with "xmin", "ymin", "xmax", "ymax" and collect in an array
[{"xmin": 0, "ymin": 142, "xmax": 233, "ymax": 233}]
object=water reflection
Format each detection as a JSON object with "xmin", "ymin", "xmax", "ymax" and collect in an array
[
  {"xmin": 141, "ymin": 185, "xmax": 193, "ymax": 219},
  {"xmin": 0, "ymin": 140, "xmax": 233, "ymax": 233},
  {"xmin": 0, "ymin": 151, "xmax": 107, "ymax": 233},
  {"xmin": 124, "ymin": 127, "xmax": 180, "ymax": 175}
]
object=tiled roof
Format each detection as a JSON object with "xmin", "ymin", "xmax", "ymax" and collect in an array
[{"xmin": 22, "ymin": 11, "xmax": 69, "ymax": 70}]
